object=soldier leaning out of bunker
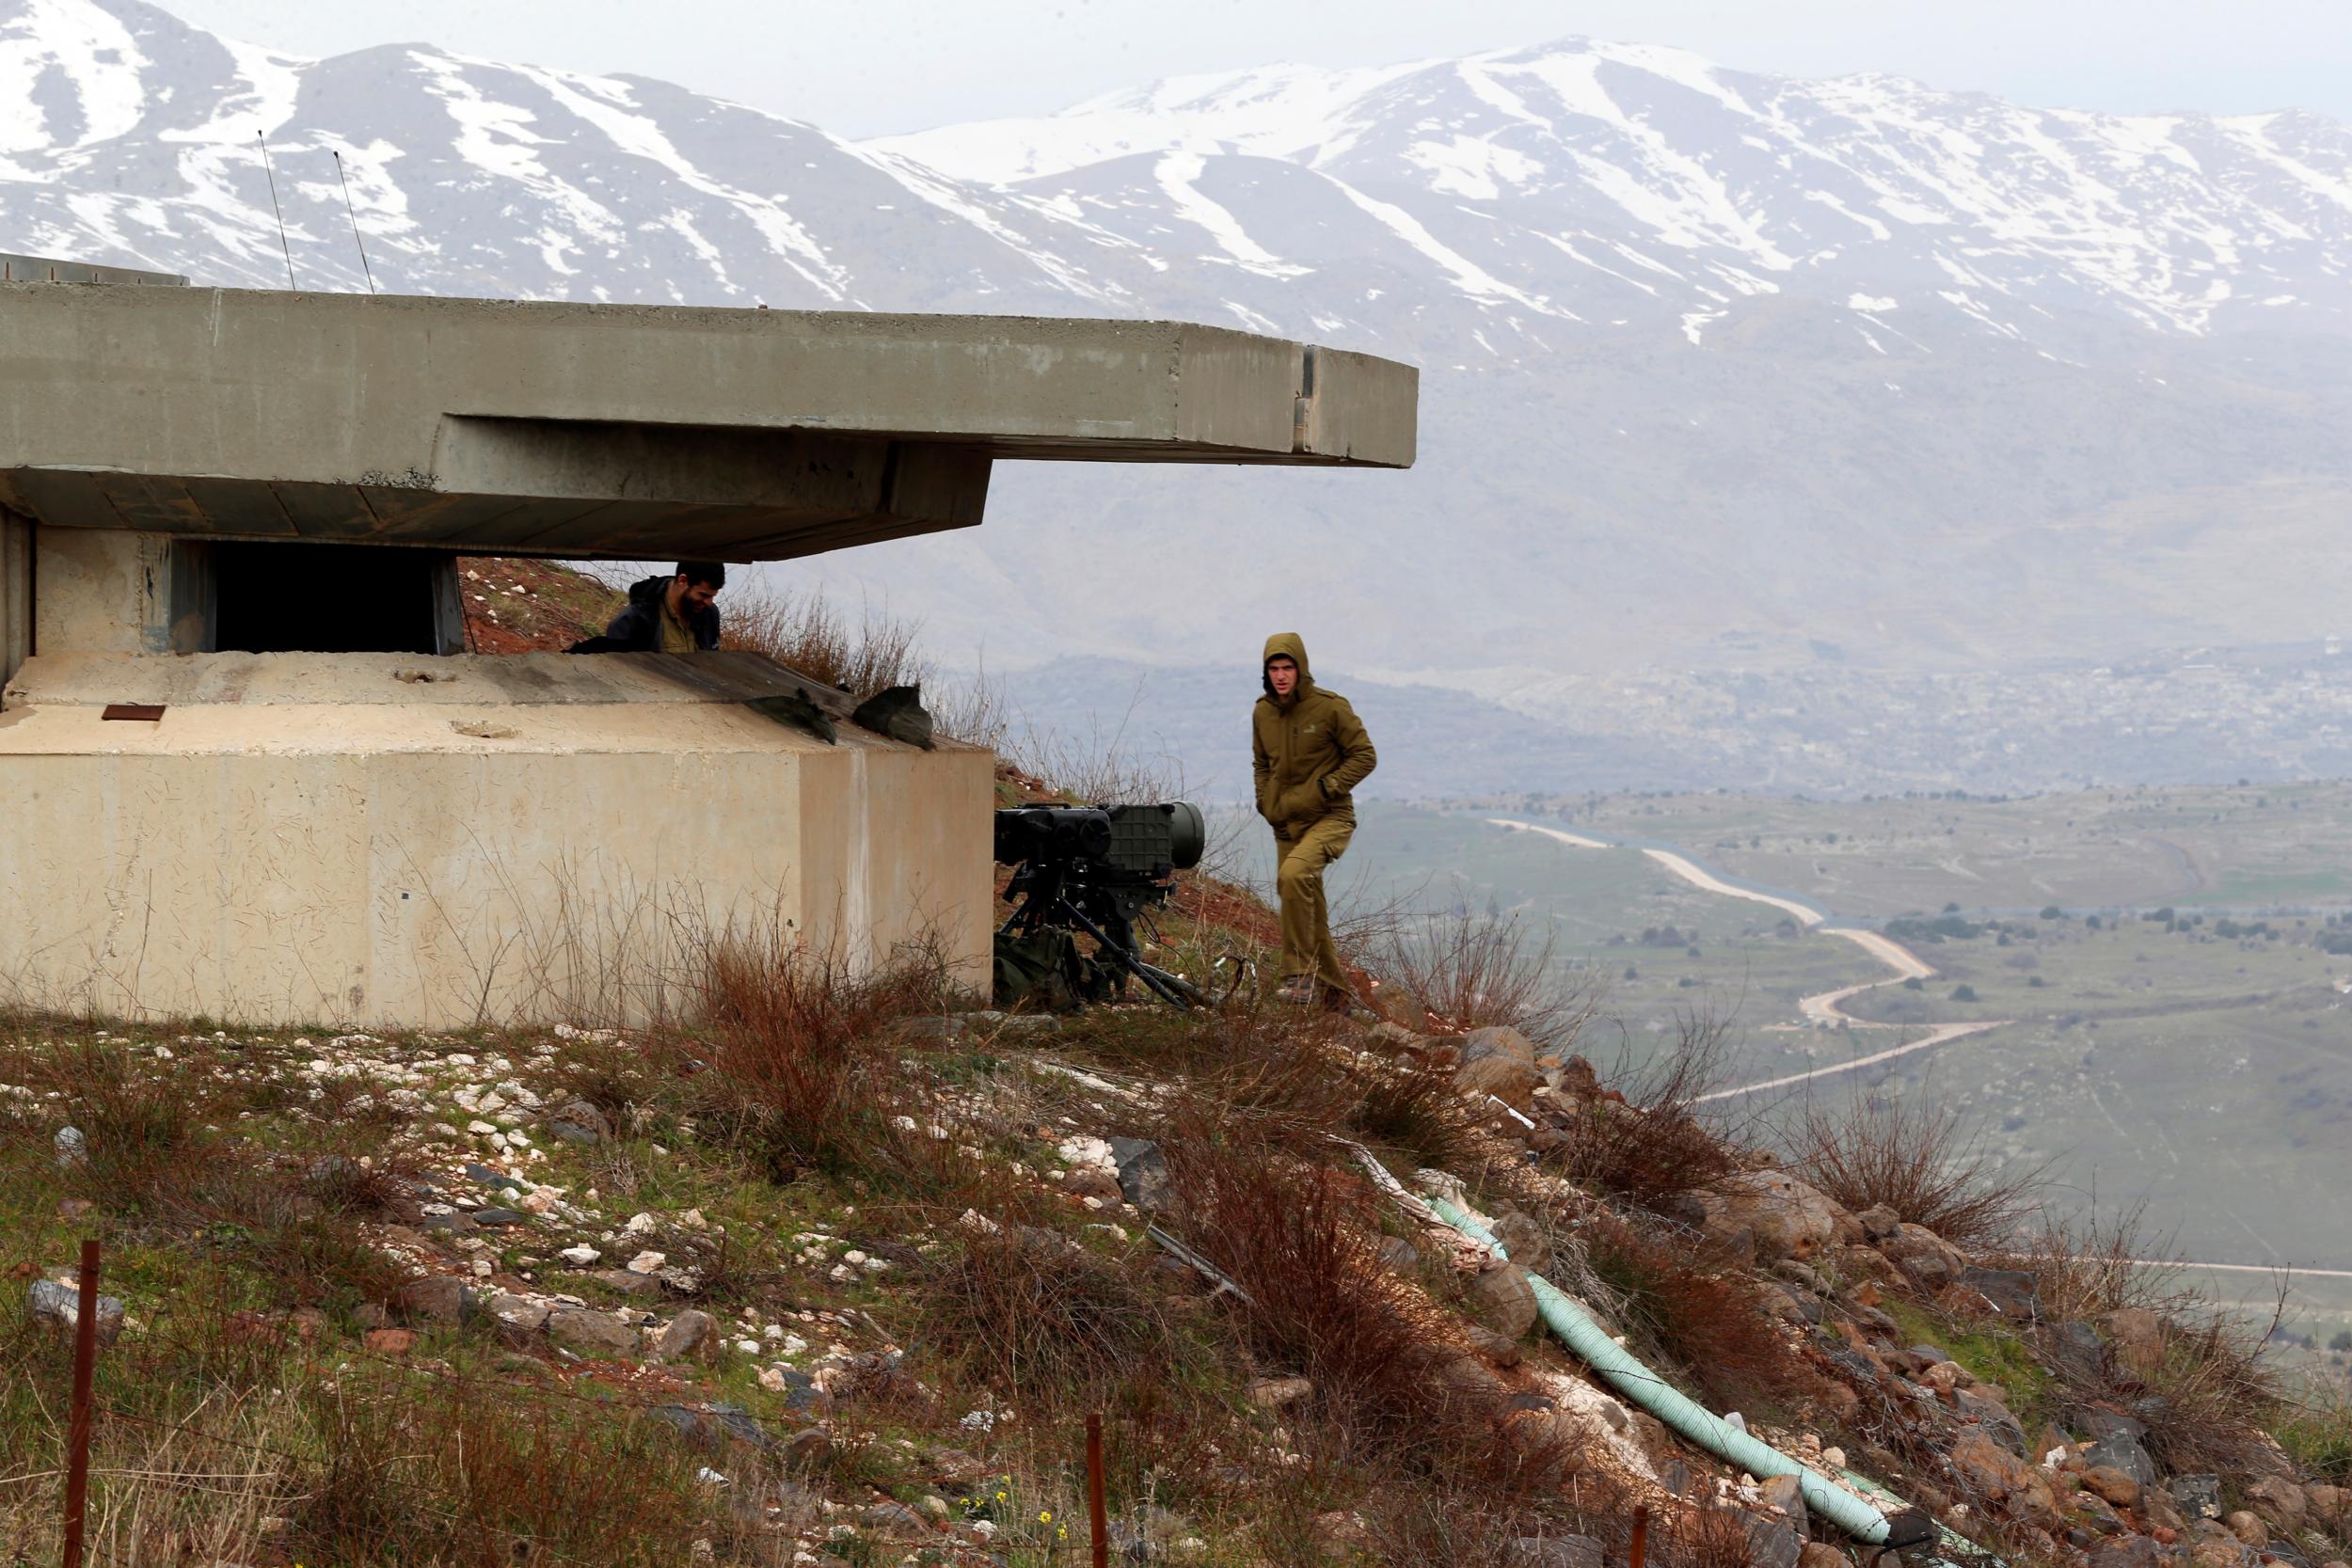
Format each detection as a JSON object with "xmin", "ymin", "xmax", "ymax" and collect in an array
[
  {"xmin": 1252, "ymin": 632, "xmax": 1377, "ymax": 1008},
  {"xmin": 568, "ymin": 561, "xmax": 725, "ymax": 654}
]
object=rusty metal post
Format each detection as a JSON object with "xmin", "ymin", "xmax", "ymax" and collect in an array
[
  {"xmin": 1086, "ymin": 1412, "xmax": 1108, "ymax": 1568},
  {"xmin": 1629, "ymin": 1504, "xmax": 1649, "ymax": 1568},
  {"xmin": 61, "ymin": 1237, "xmax": 100, "ymax": 1568}
]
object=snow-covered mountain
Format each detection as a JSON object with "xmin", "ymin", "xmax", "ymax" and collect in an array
[
  {"xmin": 6, "ymin": 0, "xmax": 2350, "ymax": 700},
  {"xmin": 875, "ymin": 46, "xmax": 2352, "ymax": 342}
]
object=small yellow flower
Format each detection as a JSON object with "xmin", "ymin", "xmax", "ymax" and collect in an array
[
  {"xmin": 1039, "ymin": 1511, "xmax": 1052, "ymax": 1523},
  {"xmin": 995, "ymin": 1490, "xmax": 1008, "ymax": 1502}
]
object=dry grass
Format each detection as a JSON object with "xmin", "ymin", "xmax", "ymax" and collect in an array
[
  {"xmin": 0, "ymin": 1034, "xmax": 407, "ymax": 1306},
  {"xmin": 1375, "ymin": 909, "xmax": 1597, "ymax": 1053},
  {"xmin": 2005, "ymin": 1204, "xmax": 2286, "ymax": 1476},
  {"xmin": 1154, "ymin": 1107, "xmax": 1570, "ymax": 1501},
  {"xmin": 1549, "ymin": 1013, "xmax": 1738, "ymax": 1212},
  {"xmin": 684, "ymin": 934, "xmax": 962, "ymax": 1188},
  {"xmin": 1787, "ymin": 1089, "xmax": 2047, "ymax": 1250},
  {"xmin": 720, "ymin": 587, "xmax": 927, "ymax": 698},
  {"xmin": 0, "ymin": 1326, "xmax": 762, "ymax": 1567},
  {"xmin": 1349, "ymin": 1049, "xmax": 1486, "ymax": 1173},
  {"xmin": 1570, "ymin": 1207, "xmax": 1821, "ymax": 1412},
  {"xmin": 2122, "ymin": 1307, "xmax": 2286, "ymax": 1477},
  {"xmin": 2007, "ymin": 1198, "xmax": 2179, "ymax": 1324},
  {"xmin": 1007, "ymin": 690, "xmax": 1186, "ymax": 806},
  {"xmin": 295, "ymin": 1359, "xmax": 744, "ymax": 1566},
  {"xmin": 917, "ymin": 1227, "xmax": 1182, "ymax": 1398},
  {"xmin": 720, "ymin": 585, "xmax": 1010, "ymax": 747}
]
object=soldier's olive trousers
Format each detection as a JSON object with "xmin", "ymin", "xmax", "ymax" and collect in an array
[{"xmin": 1274, "ymin": 812, "xmax": 1355, "ymax": 994}]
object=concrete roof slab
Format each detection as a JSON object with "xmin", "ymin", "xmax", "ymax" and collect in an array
[{"xmin": 0, "ymin": 285, "xmax": 1416, "ymax": 561}]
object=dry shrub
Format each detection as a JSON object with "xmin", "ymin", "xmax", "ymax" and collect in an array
[
  {"xmin": 1375, "ymin": 909, "xmax": 1595, "ymax": 1052},
  {"xmin": 1348, "ymin": 1051, "xmax": 1485, "ymax": 1173},
  {"xmin": 919, "ymin": 1227, "xmax": 1179, "ymax": 1399},
  {"xmin": 0, "ymin": 1037, "xmax": 404, "ymax": 1304},
  {"xmin": 1550, "ymin": 1014, "xmax": 1737, "ymax": 1212},
  {"xmin": 2009, "ymin": 1206, "xmax": 2284, "ymax": 1476},
  {"xmin": 1573, "ymin": 1208, "xmax": 1820, "ymax": 1411},
  {"xmin": 1653, "ymin": 1505, "xmax": 1762, "ymax": 1568},
  {"xmin": 1009, "ymin": 703, "xmax": 1185, "ymax": 808},
  {"xmin": 721, "ymin": 585, "xmax": 1009, "ymax": 746},
  {"xmin": 1078, "ymin": 1003, "xmax": 1365, "ymax": 1158},
  {"xmin": 3, "ymin": 1296, "xmax": 741, "ymax": 1567},
  {"xmin": 721, "ymin": 588, "xmax": 927, "ymax": 697},
  {"xmin": 294, "ymin": 1361, "xmax": 738, "ymax": 1566},
  {"xmin": 1351, "ymin": 1487, "xmax": 1603, "ymax": 1568},
  {"xmin": 1158, "ymin": 1117, "xmax": 1562, "ymax": 1497},
  {"xmin": 688, "ymin": 935, "xmax": 960, "ymax": 1186},
  {"xmin": 1788, "ymin": 1089, "xmax": 2045, "ymax": 1250},
  {"xmin": 16, "ymin": 1037, "xmax": 223, "ymax": 1205},
  {"xmin": 2127, "ymin": 1309, "xmax": 2285, "ymax": 1476},
  {"xmin": 2008, "ymin": 1198, "xmax": 2176, "ymax": 1325}
]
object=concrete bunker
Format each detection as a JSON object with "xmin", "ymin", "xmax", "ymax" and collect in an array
[{"xmin": 0, "ymin": 255, "xmax": 1418, "ymax": 1028}]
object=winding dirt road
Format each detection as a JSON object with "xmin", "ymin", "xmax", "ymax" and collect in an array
[{"xmin": 1488, "ymin": 818, "xmax": 2008, "ymax": 1101}]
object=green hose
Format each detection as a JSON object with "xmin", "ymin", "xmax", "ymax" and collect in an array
[{"xmin": 1423, "ymin": 1194, "xmax": 1937, "ymax": 1552}]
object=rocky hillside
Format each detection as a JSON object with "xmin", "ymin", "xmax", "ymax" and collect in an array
[{"xmin": 6, "ymin": 916, "xmax": 2347, "ymax": 1565}]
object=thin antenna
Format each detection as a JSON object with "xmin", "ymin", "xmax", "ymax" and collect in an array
[
  {"xmin": 255, "ymin": 131, "xmax": 296, "ymax": 292},
  {"xmin": 333, "ymin": 150, "xmax": 376, "ymax": 294}
]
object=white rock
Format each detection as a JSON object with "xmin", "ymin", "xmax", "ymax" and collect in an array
[
  {"xmin": 624, "ymin": 1212, "xmax": 659, "ymax": 1235},
  {"xmin": 466, "ymin": 1119, "xmax": 498, "ymax": 1135},
  {"xmin": 1057, "ymin": 1134, "xmax": 1116, "ymax": 1170},
  {"xmin": 560, "ymin": 1245, "xmax": 601, "ymax": 1266},
  {"xmin": 627, "ymin": 1250, "xmax": 666, "ymax": 1275}
]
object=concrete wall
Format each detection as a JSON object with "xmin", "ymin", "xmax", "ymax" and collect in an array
[
  {"xmin": 30, "ymin": 526, "xmax": 174, "ymax": 655},
  {"xmin": 0, "ymin": 508, "xmax": 27, "ymax": 684},
  {"xmin": 0, "ymin": 651, "xmax": 993, "ymax": 1027}
]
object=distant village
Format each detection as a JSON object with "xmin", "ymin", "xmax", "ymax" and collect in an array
[{"xmin": 1467, "ymin": 639, "xmax": 2352, "ymax": 799}]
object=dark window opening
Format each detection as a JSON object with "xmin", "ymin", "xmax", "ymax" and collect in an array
[{"xmin": 211, "ymin": 544, "xmax": 462, "ymax": 655}]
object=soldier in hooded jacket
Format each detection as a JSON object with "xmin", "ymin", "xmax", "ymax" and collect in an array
[{"xmin": 1252, "ymin": 632, "xmax": 1377, "ymax": 1006}]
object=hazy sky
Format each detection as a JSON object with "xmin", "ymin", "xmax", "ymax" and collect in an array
[{"xmin": 164, "ymin": 0, "xmax": 2352, "ymax": 138}]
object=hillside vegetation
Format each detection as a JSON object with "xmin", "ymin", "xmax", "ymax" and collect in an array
[
  {"xmin": 4, "ymin": 921, "xmax": 2352, "ymax": 1568},
  {"xmin": 8, "ymin": 571, "xmax": 2348, "ymax": 1565},
  {"xmin": 8, "ymin": 865, "xmax": 2352, "ymax": 1565}
]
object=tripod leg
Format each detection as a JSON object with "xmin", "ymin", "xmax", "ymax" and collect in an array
[{"xmin": 1055, "ymin": 896, "xmax": 1201, "ymax": 1008}]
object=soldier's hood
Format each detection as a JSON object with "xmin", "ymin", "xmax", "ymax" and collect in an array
[{"xmin": 1262, "ymin": 631, "xmax": 1312, "ymax": 702}]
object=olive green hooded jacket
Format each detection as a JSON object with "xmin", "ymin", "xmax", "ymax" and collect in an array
[{"xmin": 1252, "ymin": 632, "xmax": 1377, "ymax": 835}]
